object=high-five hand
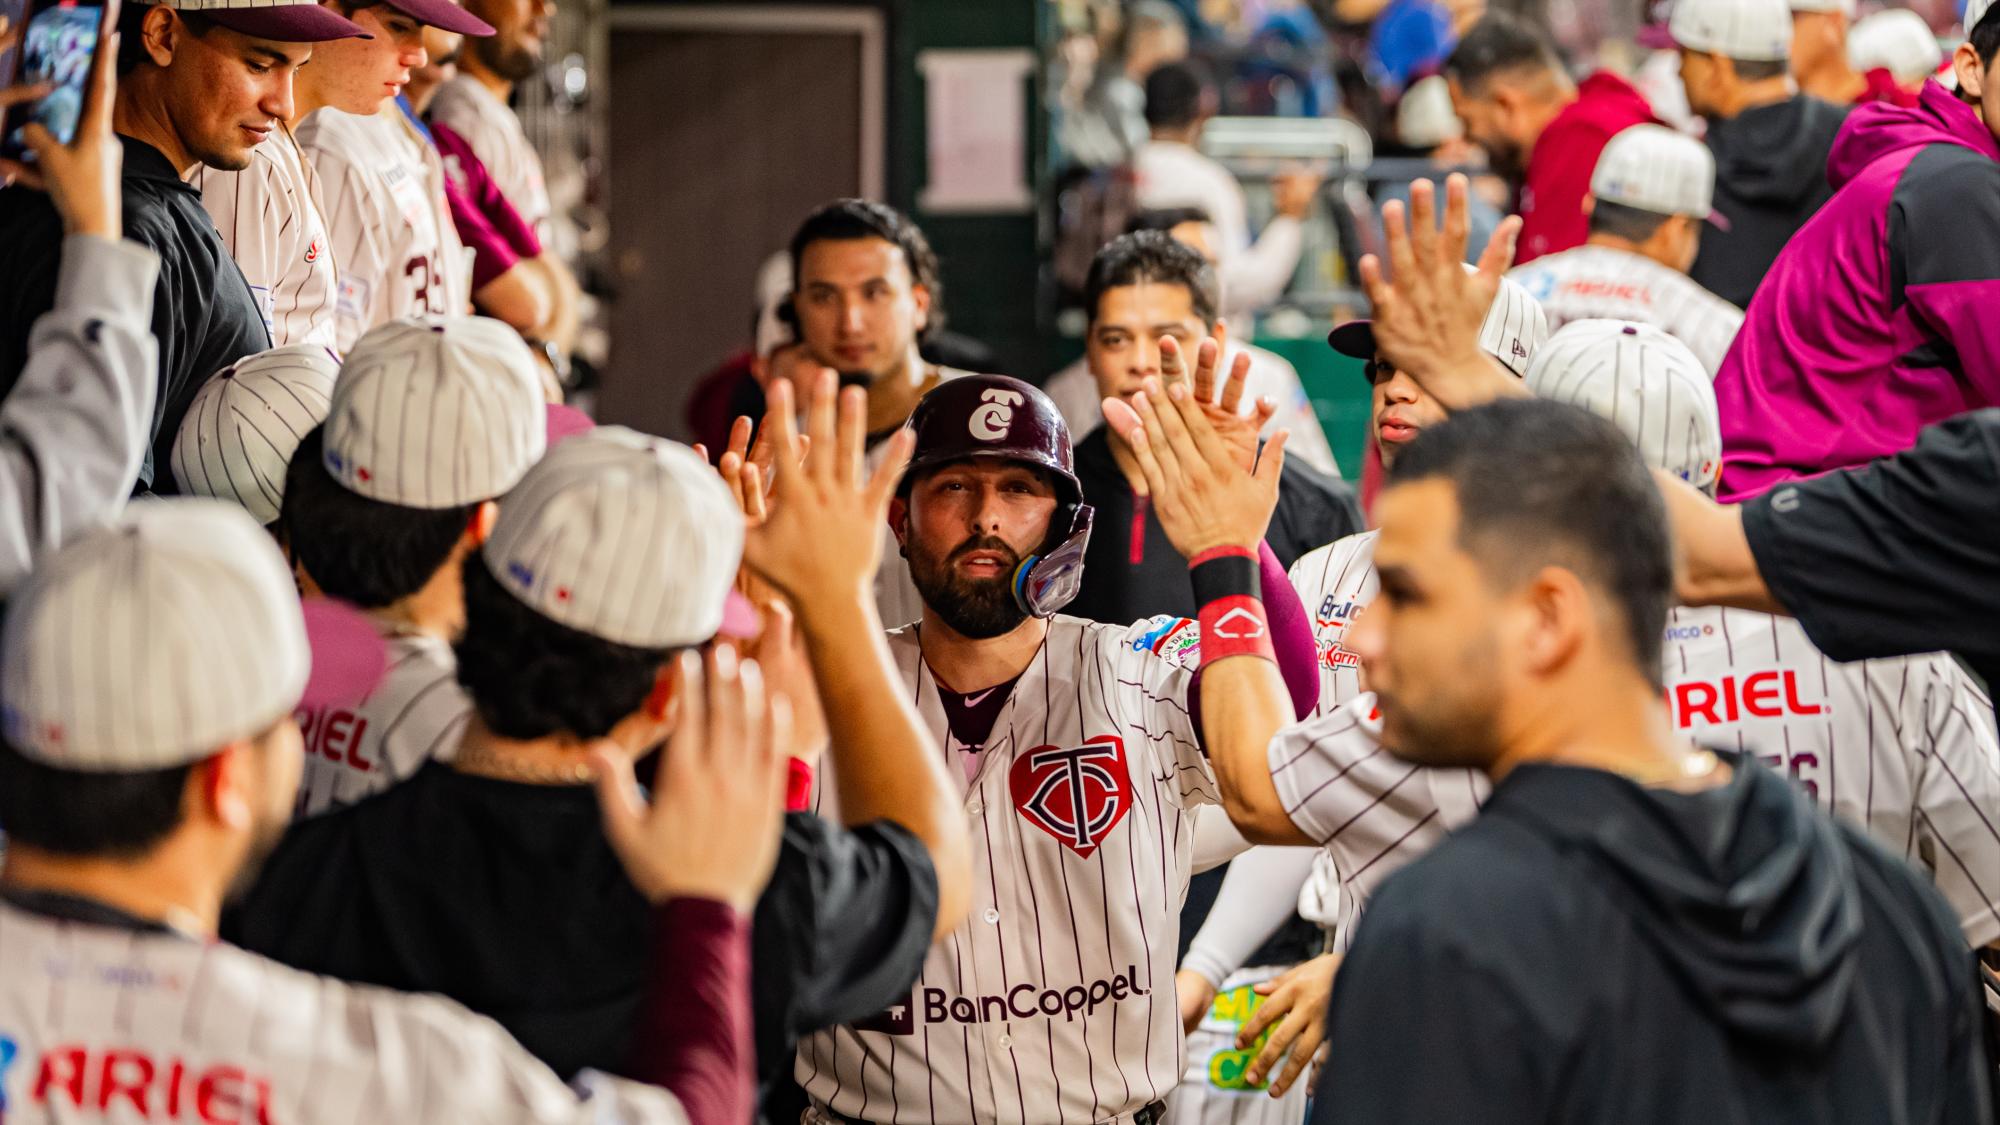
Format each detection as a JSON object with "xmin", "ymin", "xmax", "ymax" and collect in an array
[{"xmin": 1103, "ymin": 375, "xmax": 1286, "ymax": 560}]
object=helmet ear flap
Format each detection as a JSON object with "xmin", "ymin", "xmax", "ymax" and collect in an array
[{"xmin": 1012, "ymin": 504, "xmax": 1095, "ymax": 617}]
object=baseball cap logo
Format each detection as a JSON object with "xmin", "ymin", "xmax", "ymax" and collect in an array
[{"xmin": 969, "ymin": 389, "xmax": 1026, "ymax": 442}]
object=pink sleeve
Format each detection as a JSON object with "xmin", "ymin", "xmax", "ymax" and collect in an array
[
  {"xmin": 626, "ymin": 897, "xmax": 754, "ymax": 1125},
  {"xmin": 1261, "ymin": 539, "xmax": 1320, "ymax": 720}
]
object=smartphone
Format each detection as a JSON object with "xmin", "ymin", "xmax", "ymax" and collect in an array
[{"xmin": 0, "ymin": 0, "xmax": 106, "ymax": 164}]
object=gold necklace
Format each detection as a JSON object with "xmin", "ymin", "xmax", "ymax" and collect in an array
[{"xmin": 451, "ymin": 740, "xmax": 596, "ymax": 785}]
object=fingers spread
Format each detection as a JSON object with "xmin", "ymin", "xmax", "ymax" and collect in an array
[{"xmin": 1218, "ymin": 351, "xmax": 1252, "ymax": 415}]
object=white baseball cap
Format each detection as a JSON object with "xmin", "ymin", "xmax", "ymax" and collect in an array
[
  {"xmin": 1671, "ymin": 0, "xmax": 1793, "ymax": 60},
  {"xmin": 1591, "ymin": 124, "xmax": 1721, "ymax": 224},
  {"xmin": 1788, "ymin": 0, "xmax": 1856, "ymax": 18},
  {"xmin": 1969, "ymin": 0, "xmax": 1994, "ymax": 35},
  {"xmin": 752, "ymin": 251, "xmax": 794, "ymax": 360},
  {"xmin": 1329, "ymin": 271, "xmax": 1551, "ymax": 379},
  {"xmin": 1849, "ymin": 9, "xmax": 1945, "ymax": 83},
  {"xmin": 171, "ymin": 344, "xmax": 339, "ymax": 526},
  {"xmin": 1525, "ymin": 320, "xmax": 1721, "ymax": 489},
  {"xmin": 323, "ymin": 317, "xmax": 547, "ymax": 510},
  {"xmin": 0, "ymin": 500, "xmax": 385, "ymax": 771},
  {"xmin": 1397, "ymin": 76, "xmax": 1463, "ymax": 150},
  {"xmin": 481, "ymin": 427, "xmax": 746, "ymax": 649}
]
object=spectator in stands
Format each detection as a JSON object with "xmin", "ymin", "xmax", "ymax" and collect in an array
[{"xmin": 1057, "ymin": 0, "xmax": 1188, "ymax": 168}]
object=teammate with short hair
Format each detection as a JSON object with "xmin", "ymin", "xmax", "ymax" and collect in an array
[
  {"xmin": 428, "ymin": 0, "xmax": 555, "ymax": 242},
  {"xmin": 170, "ymin": 343, "xmax": 339, "ymax": 531},
  {"xmin": 0, "ymin": 498, "xmax": 772, "ymax": 1123},
  {"xmin": 282, "ymin": 315, "xmax": 547, "ymax": 814},
  {"xmin": 785, "ymin": 199, "xmax": 989, "ymax": 625},
  {"xmin": 1508, "ymin": 124, "xmax": 1744, "ymax": 373},
  {"xmin": 795, "ymin": 371, "xmax": 1318, "ymax": 1125},
  {"xmin": 296, "ymin": 0, "xmax": 492, "ymax": 352}
]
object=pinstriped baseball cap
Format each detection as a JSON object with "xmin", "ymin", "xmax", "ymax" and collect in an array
[
  {"xmin": 1789, "ymin": 0, "xmax": 1855, "ymax": 16},
  {"xmin": 172, "ymin": 344, "xmax": 339, "ymax": 527},
  {"xmin": 1329, "ymin": 270, "xmax": 1551, "ymax": 378},
  {"xmin": 1968, "ymin": 0, "xmax": 1994, "ymax": 34},
  {"xmin": 1592, "ymin": 125, "xmax": 1721, "ymax": 225},
  {"xmin": 323, "ymin": 317, "xmax": 547, "ymax": 510},
  {"xmin": 482, "ymin": 427, "xmax": 746, "ymax": 649},
  {"xmin": 0, "ymin": 500, "xmax": 386, "ymax": 770},
  {"xmin": 1525, "ymin": 320, "xmax": 1722, "ymax": 490},
  {"xmin": 1670, "ymin": 0, "xmax": 1793, "ymax": 60},
  {"xmin": 1849, "ymin": 10, "xmax": 1945, "ymax": 83},
  {"xmin": 139, "ymin": 0, "xmax": 371, "ymax": 42}
]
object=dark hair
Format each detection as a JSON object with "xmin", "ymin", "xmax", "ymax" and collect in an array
[
  {"xmin": 118, "ymin": 4, "xmax": 212, "ymax": 74},
  {"xmin": 1588, "ymin": 199, "xmax": 1673, "ymax": 243},
  {"xmin": 787, "ymin": 199, "xmax": 945, "ymax": 339},
  {"xmin": 0, "ymin": 742, "xmax": 194, "ymax": 858},
  {"xmin": 1972, "ymin": 3, "xmax": 2000, "ymax": 67},
  {"xmin": 1445, "ymin": 12, "xmax": 1563, "ymax": 93},
  {"xmin": 1386, "ymin": 399, "xmax": 1673, "ymax": 689},
  {"xmin": 1143, "ymin": 60, "xmax": 1210, "ymax": 130},
  {"xmin": 281, "ymin": 427, "xmax": 480, "ymax": 610},
  {"xmin": 1083, "ymin": 230, "xmax": 1220, "ymax": 330},
  {"xmin": 1727, "ymin": 57, "xmax": 1790, "ymax": 81},
  {"xmin": 1126, "ymin": 206, "xmax": 1213, "ymax": 235},
  {"xmin": 454, "ymin": 558, "xmax": 677, "ymax": 740}
]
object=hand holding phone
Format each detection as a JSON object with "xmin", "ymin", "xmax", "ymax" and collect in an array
[{"xmin": 0, "ymin": 0, "xmax": 121, "ymax": 237}]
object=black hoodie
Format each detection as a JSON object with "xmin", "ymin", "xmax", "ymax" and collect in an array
[
  {"xmin": 1312, "ymin": 757, "xmax": 1991, "ymax": 1124},
  {"xmin": 1691, "ymin": 95, "xmax": 1852, "ymax": 309}
]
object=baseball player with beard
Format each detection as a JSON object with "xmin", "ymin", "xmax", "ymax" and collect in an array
[
  {"xmin": 0, "ymin": 499, "xmax": 787, "ymax": 1122},
  {"xmin": 794, "ymin": 366, "xmax": 1319, "ymax": 1125},
  {"xmin": 1128, "ymin": 180, "xmax": 2000, "ymax": 1097}
]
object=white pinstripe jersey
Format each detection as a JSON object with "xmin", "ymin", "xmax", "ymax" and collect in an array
[
  {"xmin": 1508, "ymin": 245, "xmax": 1744, "ymax": 375},
  {"xmin": 1286, "ymin": 530, "xmax": 1378, "ymax": 717},
  {"xmin": 188, "ymin": 131, "xmax": 341, "ymax": 351},
  {"xmin": 1267, "ymin": 603, "xmax": 2000, "ymax": 949},
  {"xmin": 293, "ymin": 630, "xmax": 472, "ymax": 817},
  {"xmin": 0, "ymin": 898, "xmax": 690, "ymax": 1122},
  {"xmin": 426, "ymin": 76, "xmax": 553, "ymax": 242},
  {"xmin": 297, "ymin": 108, "xmax": 467, "ymax": 354},
  {"xmin": 799, "ymin": 617, "xmax": 1212, "ymax": 1124}
]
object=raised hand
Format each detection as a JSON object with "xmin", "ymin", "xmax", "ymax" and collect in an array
[
  {"xmin": 1238, "ymin": 952, "xmax": 1341, "ymax": 1097},
  {"xmin": 591, "ymin": 647, "xmax": 792, "ymax": 912},
  {"xmin": 1102, "ymin": 375, "xmax": 1286, "ymax": 561},
  {"xmin": 1160, "ymin": 328, "xmax": 1276, "ymax": 476},
  {"xmin": 0, "ymin": 1, "xmax": 124, "ymax": 237},
  {"xmin": 741, "ymin": 370, "xmax": 913, "ymax": 605},
  {"xmin": 1357, "ymin": 174, "xmax": 1527, "ymax": 410}
]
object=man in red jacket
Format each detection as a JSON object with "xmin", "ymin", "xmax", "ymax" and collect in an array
[{"xmin": 1445, "ymin": 11, "xmax": 1659, "ymax": 264}]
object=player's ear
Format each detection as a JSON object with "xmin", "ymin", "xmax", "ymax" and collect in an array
[
  {"xmin": 145, "ymin": 6, "xmax": 183, "ymax": 67},
  {"xmin": 1582, "ymin": 194, "xmax": 1597, "ymax": 220},
  {"xmin": 888, "ymin": 495, "xmax": 911, "ymax": 553},
  {"xmin": 911, "ymin": 284, "xmax": 932, "ymax": 335},
  {"xmin": 465, "ymin": 500, "xmax": 500, "ymax": 547},
  {"xmin": 197, "ymin": 742, "xmax": 259, "ymax": 833},
  {"xmin": 1955, "ymin": 42, "xmax": 1987, "ymax": 102},
  {"xmin": 1514, "ymin": 566, "xmax": 1588, "ymax": 680}
]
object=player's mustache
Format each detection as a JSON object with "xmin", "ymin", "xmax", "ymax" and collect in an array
[{"xmin": 947, "ymin": 536, "xmax": 1022, "ymax": 570}]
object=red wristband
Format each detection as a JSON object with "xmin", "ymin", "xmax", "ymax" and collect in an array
[
  {"xmin": 785, "ymin": 758, "xmax": 814, "ymax": 812},
  {"xmin": 1199, "ymin": 594, "xmax": 1276, "ymax": 664}
]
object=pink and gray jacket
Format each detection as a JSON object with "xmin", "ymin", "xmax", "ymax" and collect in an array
[{"xmin": 1713, "ymin": 81, "xmax": 2000, "ymax": 501}]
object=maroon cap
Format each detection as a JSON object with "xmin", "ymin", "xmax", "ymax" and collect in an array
[
  {"xmin": 148, "ymin": 0, "xmax": 372, "ymax": 42},
  {"xmin": 380, "ymin": 0, "xmax": 493, "ymax": 36}
]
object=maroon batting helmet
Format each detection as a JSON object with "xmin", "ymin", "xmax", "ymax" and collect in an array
[{"xmin": 899, "ymin": 375, "xmax": 1095, "ymax": 618}]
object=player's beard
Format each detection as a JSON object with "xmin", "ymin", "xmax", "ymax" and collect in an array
[
  {"xmin": 474, "ymin": 34, "xmax": 541, "ymax": 82},
  {"xmin": 908, "ymin": 534, "xmax": 1030, "ymax": 640}
]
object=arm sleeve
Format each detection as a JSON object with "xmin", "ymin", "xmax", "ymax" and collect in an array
[
  {"xmin": 1909, "ymin": 654, "xmax": 2000, "ymax": 947},
  {"xmin": 1219, "ymin": 216, "xmax": 1304, "ymax": 313},
  {"xmin": 1185, "ymin": 541, "xmax": 1320, "ymax": 750},
  {"xmin": 0, "ymin": 235, "xmax": 158, "ymax": 592},
  {"xmin": 1896, "ymin": 154, "xmax": 2000, "ymax": 405},
  {"xmin": 1190, "ymin": 803, "xmax": 1256, "ymax": 874},
  {"xmin": 1742, "ymin": 410, "xmax": 2000, "ymax": 665},
  {"xmin": 624, "ymin": 897, "xmax": 754, "ymax": 1125},
  {"xmin": 1181, "ymin": 845, "xmax": 1318, "ymax": 986},
  {"xmin": 1313, "ymin": 887, "xmax": 1548, "ymax": 1124}
]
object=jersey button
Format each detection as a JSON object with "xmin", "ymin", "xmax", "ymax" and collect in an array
[
  {"xmin": 966, "ymin": 800, "xmax": 984, "ymax": 814},
  {"xmin": 982, "ymin": 908, "xmax": 1001, "ymax": 924},
  {"xmin": 996, "ymin": 1033, "xmax": 1013, "ymax": 1048}
]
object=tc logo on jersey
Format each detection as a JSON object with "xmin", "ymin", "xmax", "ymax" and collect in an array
[
  {"xmin": 969, "ymin": 389, "xmax": 1026, "ymax": 441},
  {"xmin": 1009, "ymin": 735, "xmax": 1132, "ymax": 858}
]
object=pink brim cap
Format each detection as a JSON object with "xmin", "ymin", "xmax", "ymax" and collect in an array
[
  {"xmin": 298, "ymin": 597, "xmax": 389, "ymax": 710},
  {"xmin": 545, "ymin": 402, "xmax": 595, "ymax": 447},
  {"xmin": 718, "ymin": 590, "xmax": 760, "ymax": 640},
  {"xmin": 382, "ymin": 0, "xmax": 494, "ymax": 35},
  {"xmin": 199, "ymin": 3, "xmax": 373, "ymax": 42}
]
